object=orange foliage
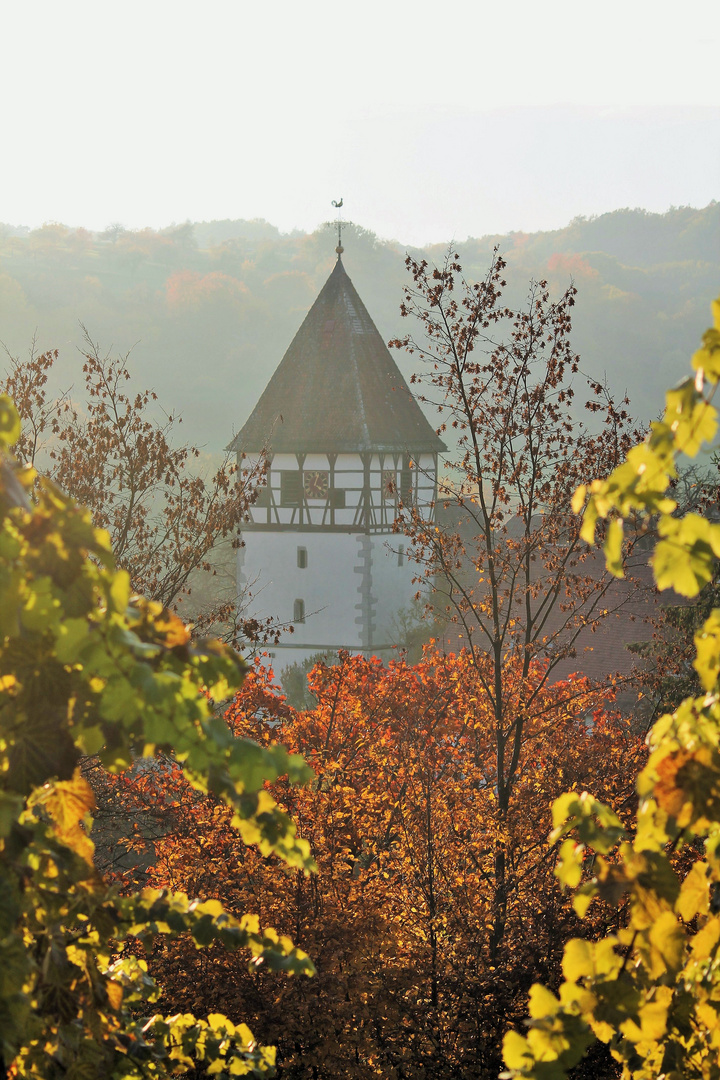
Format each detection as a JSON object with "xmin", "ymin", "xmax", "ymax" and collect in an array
[
  {"xmin": 547, "ymin": 252, "xmax": 599, "ymax": 280},
  {"xmin": 109, "ymin": 650, "xmax": 643, "ymax": 1079},
  {"xmin": 165, "ymin": 269, "xmax": 249, "ymax": 310}
]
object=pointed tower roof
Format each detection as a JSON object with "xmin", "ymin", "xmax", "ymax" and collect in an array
[{"xmin": 229, "ymin": 258, "xmax": 445, "ymax": 455}]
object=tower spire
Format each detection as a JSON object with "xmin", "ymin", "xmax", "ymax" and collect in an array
[{"xmin": 331, "ymin": 198, "xmax": 344, "ymax": 257}]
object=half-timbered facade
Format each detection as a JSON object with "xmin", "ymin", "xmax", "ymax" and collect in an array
[{"xmin": 228, "ymin": 254, "xmax": 445, "ymax": 670}]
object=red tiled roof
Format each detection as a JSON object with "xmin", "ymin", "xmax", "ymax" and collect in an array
[{"xmin": 228, "ymin": 257, "xmax": 445, "ymax": 455}]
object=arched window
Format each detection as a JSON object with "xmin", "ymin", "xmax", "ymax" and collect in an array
[{"xmin": 293, "ymin": 598, "xmax": 305, "ymax": 624}]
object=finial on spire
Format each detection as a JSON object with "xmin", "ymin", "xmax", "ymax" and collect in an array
[{"xmin": 331, "ymin": 198, "xmax": 344, "ymax": 257}]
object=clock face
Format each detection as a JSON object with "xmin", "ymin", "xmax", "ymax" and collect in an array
[{"xmin": 304, "ymin": 470, "xmax": 329, "ymax": 500}]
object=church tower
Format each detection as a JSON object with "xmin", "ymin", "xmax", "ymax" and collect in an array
[{"xmin": 229, "ymin": 251, "xmax": 444, "ymax": 671}]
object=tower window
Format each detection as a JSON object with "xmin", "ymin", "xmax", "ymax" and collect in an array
[
  {"xmin": 281, "ymin": 470, "xmax": 302, "ymax": 507},
  {"xmin": 297, "ymin": 546, "xmax": 308, "ymax": 569},
  {"xmin": 293, "ymin": 599, "xmax": 305, "ymax": 624},
  {"xmin": 330, "ymin": 487, "xmax": 346, "ymax": 509},
  {"xmin": 397, "ymin": 544, "xmax": 405, "ymax": 567}
]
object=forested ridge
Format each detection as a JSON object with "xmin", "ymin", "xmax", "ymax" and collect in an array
[{"xmin": 0, "ymin": 203, "xmax": 717, "ymax": 449}]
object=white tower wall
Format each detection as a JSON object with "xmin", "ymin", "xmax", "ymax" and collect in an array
[{"xmin": 239, "ymin": 519, "xmax": 420, "ymax": 672}]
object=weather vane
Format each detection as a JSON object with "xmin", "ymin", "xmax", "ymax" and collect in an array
[{"xmin": 331, "ymin": 198, "xmax": 345, "ymax": 256}]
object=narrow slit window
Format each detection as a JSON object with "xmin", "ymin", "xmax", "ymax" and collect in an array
[
  {"xmin": 297, "ymin": 546, "xmax": 308, "ymax": 569},
  {"xmin": 397, "ymin": 544, "xmax": 405, "ymax": 567},
  {"xmin": 293, "ymin": 598, "xmax": 305, "ymax": 624}
]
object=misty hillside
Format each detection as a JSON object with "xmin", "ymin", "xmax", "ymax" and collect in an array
[{"xmin": 0, "ymin": 203, "xmax": 717, "ymax": 451}]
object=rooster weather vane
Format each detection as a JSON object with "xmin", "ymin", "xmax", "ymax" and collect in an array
[{"xmin": 331, "ymin": 198, "xmax": 346, "ymax": 256}]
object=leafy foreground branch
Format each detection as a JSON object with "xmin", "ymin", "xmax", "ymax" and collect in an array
[
  {"xmin": 502, "ymin": 297, "xmax": 720, "ymax": 1079},
  {"xmin": 0, "ymin": 394, "xmax": 315, "ymax": 1078}
]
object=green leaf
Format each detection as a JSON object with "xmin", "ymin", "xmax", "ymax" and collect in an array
[{"xmin": 55, "ymin": 617, "xmax": 90, "ymax": 664}]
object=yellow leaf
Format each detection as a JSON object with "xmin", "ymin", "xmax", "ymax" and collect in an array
[
  {"xmin": 0, "ymin": 674, "xmax": 18, "ymax": 694},
  {"xmin": 109, "ymin": 569, "xmax": 131, "ymax": 614},
  {"xmin": 207, "ymin": 1013, "xmax": 235, "ymax": 1035},
  {"xmin": 694, "ymin": 610, "xmax": 720, "ymax": 691},
  {"xmin": 638, "ymin": 991, "xmax": 671, "ymax": 1041},
  {"xmin": 528, "ymin": 983, "xmax": 560, "ymax": 1018},
  {"xmin": 153, "ymin": 608, "xmax": 191, "ymax": 648},
  {"xmin": 106, "ymin": 980, "xmax": 123, "ymax": 1011},
  {"xmin": 676, "ymin": 862, "xmax": 710, "ymax": 922},
  {"xmin": 697, "ymin": 1002, "xmax": 720, "ymax": 1031},
  {"xmin": 562, "ymin": 938, "xmax": 593, "ymax": 982},
  {"xmin": 653, "ymin": 514, "xmax": 720, "ymax": 597},
  {"xmin": 693, "ymin": 326, "xmax": 720, "ymax": 381},
  {"xmin": 196, "ymin": 898, "xmax": 224, "ymax": 917},
  {"xmin": 237, "ymin": 1023, "xmax": 254, "ymax": 1048},
  {"xmin": 503, "ymin": 1030, "xmax": 533, "ymax": 1071},
  {"xmin": 664, "ymin": 378, "xmax": 718, "ymax": 457},
  {"xmin": 240, "ymin": 913, "xmax": 260, "ymax": 934},
  {"xmin": 41, "ymin": 768, "xmax": 95, "ymax": 866},
  {"xmin": 604, "ymin": 518, "xmax": 624, "ymax": 578},
  {"xmin": 571, "ymin": 484, "xmax": 587, "ymax": 516},
  {"xmin": 648, "ymin": 910, "xmax": 684, "ymax": 974},
  {"xmin": 691, "ymin": 915, "xmax": 720, "ymax": 960}
]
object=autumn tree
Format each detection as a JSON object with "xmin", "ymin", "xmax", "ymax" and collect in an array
[
  {"xmin": 107, "ymin": 650, "xmax": 643, "ymax": 1078},
  {"xmin": 502, "ymin": 296, "xmax": 720, "ymax": 1079},
  {"xmin": 1, "ymin": 333, "xmax": 267, "ymax": 617},
  {"xmin": 0, "ymin": 395, "xmax": 315, "ymax": 1078},
  {"xmin": 389, "ymin": 252, "xmax": 646, "ymax": 991}
]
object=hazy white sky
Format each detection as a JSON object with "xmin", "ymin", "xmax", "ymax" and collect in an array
[{"xmin": 2, "ymin": 0, "xmax": 718, "ymax": 245}]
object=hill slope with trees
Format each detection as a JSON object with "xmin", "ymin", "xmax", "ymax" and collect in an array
[{"xmin": 0, "ymin": 204, "xmax": 716, "ymax": 450}]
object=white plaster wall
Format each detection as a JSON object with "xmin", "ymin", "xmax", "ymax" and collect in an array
[
  {"xmin": 369, "ymin": 535, "xmax": 419, "ymax": 649},
  {"xmin": 240, "ymin": 529, "xmax": 363, "ymax": 646},
  {"xmin": 240, "ymin": 528, "xmax": 423, "ymax": 671}
]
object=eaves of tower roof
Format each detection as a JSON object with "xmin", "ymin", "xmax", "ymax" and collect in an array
[{"xmin": 228, "ymin": 257, "xmax": 446, "ymax": 455}]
